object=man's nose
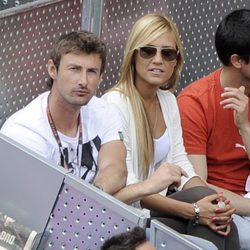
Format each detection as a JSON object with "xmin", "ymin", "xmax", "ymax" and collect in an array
[{"xmin": 78, "ymin": 71, "xmax": 88, "ymax": 86}]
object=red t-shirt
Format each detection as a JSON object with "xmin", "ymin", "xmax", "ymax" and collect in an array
[{"xmin": 178, "ymin": 68, "xmax": 250, "ymax": 195}]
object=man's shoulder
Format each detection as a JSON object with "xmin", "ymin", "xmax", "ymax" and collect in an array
[
  {"xmin": 91, "ymin": 93, "xmax": 129, "ymax": 112},
  {"xmin": 85, "ymin": 96, "xmax": 113, "ymax": 111},
  {"xmin": 83, "ymin": 96, "xmax": 121, "ymax": 119},
  {"xmin": 82, "ymin": 96, "xmax": 123, "ymax": 142},
  {"xmin": 103, "ymin": 90, "xmax": 130, "ymax": 112},
  {"xmin": 1, "ymin": 92, "xmax": 49, "ymax": 130},
  {"xmin": 178, "ymin": 68, "xmax": 221, "ymax": 99},
  {"xmin": 0, "ymin": 92, "xmax": 51, "ymax": 151}
]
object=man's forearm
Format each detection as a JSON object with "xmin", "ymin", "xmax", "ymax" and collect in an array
[
  {"xmin": 208, "ymin": 183, "xmax": 250, "ymax": 216},
  {"xmin": 239, "ymin": 124, "xmax": 250, "ymax": 160}
]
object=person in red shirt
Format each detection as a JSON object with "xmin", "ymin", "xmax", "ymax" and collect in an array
[{"xmin": 178, "ymin": 9, "xmax": 250, "ymax": 250}]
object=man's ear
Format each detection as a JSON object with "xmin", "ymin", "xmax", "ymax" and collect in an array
[
  {"xmin": 47, "ymin": 59, "xmax": 57, "ymax": 79},
  {"xmin": 230, "ymin": 54, "xmax": 244, "ymax": 69},
  {"xmin": 97, "ymin": 73, "xmax": 103, "ymax": 88}
]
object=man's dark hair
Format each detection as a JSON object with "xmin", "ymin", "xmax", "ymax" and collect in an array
[
  {"xmin": 215, "ymin": 9, "xmax": 250, "ymax": 66},
  {"xmin": 47, "ymin": 30, "xmax": 106, "ymax": 89},
  {"xmin": 100, "ymin": 227, "xmax": 147, "ymax": 250}
]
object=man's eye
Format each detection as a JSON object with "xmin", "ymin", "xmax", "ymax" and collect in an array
[{"xmin": 69, "ymin": 67, "xmax": 79, "ymax": 71}]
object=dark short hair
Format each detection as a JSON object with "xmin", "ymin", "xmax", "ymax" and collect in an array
[
  {"xmin": 100, "ymin": 227, "xmax": 147, "ymax": 250},
  {"xmin": 47, "ymin": 31, "xmax": 106, "ymax": 89},
  {"xmin": 215, "ymin": 9, "xmax": 250, "ymax": 66}
]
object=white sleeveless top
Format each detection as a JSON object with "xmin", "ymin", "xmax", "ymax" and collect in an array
[{"xmin": 148, "ymin": 129, "xmax": 170, "ymax": 177}]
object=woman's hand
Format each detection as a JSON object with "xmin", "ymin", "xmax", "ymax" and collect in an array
[
  {"xmin": 145, "ymin": 163, "xmax": 188, "ymax": 194},
  {"xmin": 197, "ymin": 193, "xmax": 235, "ymax": 236}
]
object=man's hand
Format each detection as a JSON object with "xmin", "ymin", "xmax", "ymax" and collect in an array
[
  {"xmin": 220, "ymin": 86, "xmax": 249, "ymax": 130},
  {"xmin": 220, "ymin": 85, "xmax": 250, "ymax": 160}
]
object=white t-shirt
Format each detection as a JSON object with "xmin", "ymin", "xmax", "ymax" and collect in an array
[{"xmin": 1, "ymin": 91, "xmax": 124, "ymax": 182}]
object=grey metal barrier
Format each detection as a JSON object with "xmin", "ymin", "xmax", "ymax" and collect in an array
[
  {"xmin": 150, "ymin": 219, "xmax": 204, "ymax": 250},
  {"xmin": 0, "ymin": 133, "xmax": 148, "ymax": 249}
]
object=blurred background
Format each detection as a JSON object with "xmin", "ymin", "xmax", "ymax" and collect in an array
[{"xmin": 1, "ymin": 0, "xmax": 250, "ymax": 127}]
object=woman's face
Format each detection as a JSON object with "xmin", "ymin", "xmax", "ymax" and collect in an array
[{"xmin": 134, "ymin": 31, "xmax": 178, "ymax": 90}]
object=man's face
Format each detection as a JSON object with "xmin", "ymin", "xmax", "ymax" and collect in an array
[{"xmin": 48, "ymin": 52, "xmax": 102, "ymax": 107}]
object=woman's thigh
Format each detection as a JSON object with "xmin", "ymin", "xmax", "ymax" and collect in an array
[{"xmin": 168, "ymin": 186, "xmax": 216, "ymax": 203}]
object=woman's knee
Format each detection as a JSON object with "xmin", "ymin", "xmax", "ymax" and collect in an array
[
  {"xmin": 190, "ymin": 186, "xmax": 216, "ymax": 200},
  {"xmin": 169, "ymin": 186, "xmax": 216, "ymax": 203}
]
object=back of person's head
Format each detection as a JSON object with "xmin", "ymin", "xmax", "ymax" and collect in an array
[
  {"xmin": 119, "ymin": 13, "xmax": 184, "ymax": 90},
  {"xmin": 100, "ymin": 227, "xmax": 147, "ymax": 250},
  {"xmin": 215, "ymin": 9, "xmax": 250, "ymax": 66},
  {"xmin": 47, "ymin": 31, "xmax": 106, "ymax": 89}
]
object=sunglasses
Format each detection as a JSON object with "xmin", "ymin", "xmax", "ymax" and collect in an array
[{"xmin": 138, "ymin": 46, "xmax": 179, "ymax": 61}]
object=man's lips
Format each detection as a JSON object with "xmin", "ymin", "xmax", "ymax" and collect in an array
[{"xmin": 73, "ymin": 89, "xmax": 90, "ymax": 95}]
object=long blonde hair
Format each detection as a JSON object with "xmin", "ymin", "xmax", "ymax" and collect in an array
[{"xmin": 111, "ymin": 13, "xmax": 184, "ymax": 178}]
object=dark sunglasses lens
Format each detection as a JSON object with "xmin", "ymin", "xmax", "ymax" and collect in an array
[
  {"xmin": 139, "ymin": 47, "xmax": 157, "ymax": 59},
  {"xmin": 161, "ymin": 49, "xmax": 178, "ymax": 61}
]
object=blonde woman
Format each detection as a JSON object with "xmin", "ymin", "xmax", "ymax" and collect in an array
[{"xmin": 103, "ymin": 13, "xmax": 239, "ymax": 250}]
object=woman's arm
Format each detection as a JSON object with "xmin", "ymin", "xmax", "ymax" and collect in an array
[{"xmin": 114, "ymin": 162, "xmax": 187, "ymax": 204}]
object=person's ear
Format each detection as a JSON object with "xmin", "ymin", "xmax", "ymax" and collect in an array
[
  {"xmin": 98, "ymin": 73, "xmax": 103, "ymax": 86},
  {"xmin": 230, "ymin": 54, "xmax": 244, "ymax": 69},
  {"xmin": 47, "ymin": 59, "xmax": 58, "ymax": 79}
]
